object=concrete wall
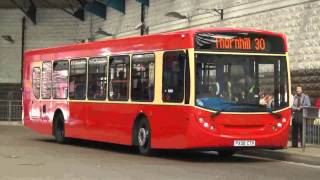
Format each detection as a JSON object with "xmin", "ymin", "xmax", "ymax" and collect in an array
[
  {"xmin": 0, "ymin": 10, "xmax": 23, "ymax": 83},
  {"xmin": 0, "ymin": 0, "xmax": 319, "ymax": 98}
]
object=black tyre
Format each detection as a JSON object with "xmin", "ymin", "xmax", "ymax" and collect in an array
[
  {"xmin": 217, "ymin": 150, "xmax": 235, "ymax": 157},
  {"xmin": 53, "ymin": 113, "xmax": 67, "ymax": 144},
  {"xmin": 135, "ymin": 118, "xmax": 152, "ymax": 155}
]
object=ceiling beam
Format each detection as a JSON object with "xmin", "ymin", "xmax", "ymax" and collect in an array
[
  {"xmin": 85, "ymin": 1, "xmax": 107, "ymax": 19},
  {"xmin": 10, "ymin": 0, "xmax": 37, "ymax": 24},
  {"xmin": 136, "ymin": 0, "xmax": 149, "ymax": 6},
  {"xmin": 73, "ymin": 8, "xmax": 85, "ymax": 21},
  {"xmin": 98, "ymin": 0, "xmax": 125, "ymax": 14},
  {"xmin": 41, "ymin": 0, "xmax": 84, "ymax": 21},
  {"xmin": 108, "ymin": 0, "xmax": 125, "ymax": 14}
]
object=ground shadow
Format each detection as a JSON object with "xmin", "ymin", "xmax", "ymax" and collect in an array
[{"xmin": 35, "ymin": 137, "xmax": 275, "ymax": 164}]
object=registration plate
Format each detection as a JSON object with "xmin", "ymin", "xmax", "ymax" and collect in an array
[{"xmin": 234, "ymin": 140, "xmax": 256, "ymax": 147}]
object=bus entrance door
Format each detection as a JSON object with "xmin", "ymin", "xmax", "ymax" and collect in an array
[
  {"xmin": 40, "ymin": 61, "xmax": 53, "ymax": 123},
  {"xmin": 30, "ymin": 62, "xmax": 41, "ymax": 121}
]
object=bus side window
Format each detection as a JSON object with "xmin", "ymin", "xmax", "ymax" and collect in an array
[
  {"xmin": 41, "ymin": 61, "xmax": 52, "ymax": 99},
  {"xmin": 162, "ymin": 51, "xmax": 185, "ymax": 103},
  {"xmin": 69, "ymin": 59, "xmax": 87, "ymax": 100},
  {"xmin": 108, "ymin": 55, "xmax": 130, "ymax": 101},
  {"xmin": 52, "ymin": 60, "xmax": 69, "ymax": 99},
  {"xmin": 131, "ymin": 54, "xmax": 155, "ymax": 102},
  {"xmin": 32, "ymin": 67, "xmax": 41, "ymax": 99},
  {"xmin": 88, "ymin": 57, "xmax": 108, "ymax": 100}
]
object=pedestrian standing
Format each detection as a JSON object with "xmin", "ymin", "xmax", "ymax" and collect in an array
[{"xmin": 291, "ymin": 85, "xmax": 311, "ymax": 147}]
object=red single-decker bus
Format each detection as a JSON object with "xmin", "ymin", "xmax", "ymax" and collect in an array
[{"xmin": 23, "ymin": 28, "xmax": 291, "ymax": 156}]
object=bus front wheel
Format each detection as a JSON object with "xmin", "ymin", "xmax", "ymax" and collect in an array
[
  {"xmin": 135, "ymin": 118, "xmax": 152, "ymax": 155},
  {"xmin": 53, "ymin": 113, "xmax": 67, "ymax": 144}
]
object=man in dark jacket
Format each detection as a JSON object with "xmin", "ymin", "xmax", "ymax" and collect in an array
[{"xmin": 291, "ymin": 85, "xmax": 311, "ymax": 147}]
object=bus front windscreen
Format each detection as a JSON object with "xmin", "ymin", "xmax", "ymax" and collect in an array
[{"xmin": 195, "ymin": 54, "xmax": 289, "ymax": 112}]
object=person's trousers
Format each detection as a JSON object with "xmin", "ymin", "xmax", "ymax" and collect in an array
[{"xmin": 292, "ymin": 119, "xmax": 303, "ymax": 147}]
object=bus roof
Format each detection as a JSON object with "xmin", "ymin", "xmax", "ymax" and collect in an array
[{"xmin": 24, "ymin": 28, "xmax": 286, "ymax": 61}]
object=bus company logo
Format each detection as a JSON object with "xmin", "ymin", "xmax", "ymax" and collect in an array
[{"xmin": 215, "ymin": 37, "xmax": 251, "ymax": 50}]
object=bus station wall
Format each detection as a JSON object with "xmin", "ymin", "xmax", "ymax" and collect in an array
[{"xmin": 0, "ymin": 0, "xmax": 319, "ymax": 99}]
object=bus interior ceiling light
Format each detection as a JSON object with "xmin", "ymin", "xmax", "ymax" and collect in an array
[
  {"xmin": 134, "ymin": 22, "xmax": 149, "ymax": 30},
  {"xmin": 1, "ymin": 35, "xmax": 14, "ymax": 44},
  {"xmin": 196, "ymin": 8, "xmax": 224, "ymax": 20},
  {"xmin": 95, "ymin": 28, "xmax": 113, "ymax": 36},
  {"xmin": 165, "ymin": 11, "xmax": 192, "ymax": 22},
  {"xmin": 134, "ymin": 22, "xmax": 143, "ymax": 30}
]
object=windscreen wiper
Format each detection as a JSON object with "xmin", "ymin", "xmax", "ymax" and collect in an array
[
  {"xmin": 235, "ymin": 103, "xmax": 282, "ymax": 118},
  {"xmin": 268, "ymin": 110, "xmax": 282, "ymax": 119},
  {"xmin": 211, "ymin": 110, "xmax": 222, "ymax": 117},
  {"xmin": 235, "ymin": 102, "xmax": 266, "ymax": 108}
]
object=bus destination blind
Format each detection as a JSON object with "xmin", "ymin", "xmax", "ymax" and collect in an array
[{"xmin": 195, "ymin": 32, "xmax": 285, "ymax": 53}]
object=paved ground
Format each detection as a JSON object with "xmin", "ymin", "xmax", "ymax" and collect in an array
[
  {"xmin": 241, "ymin": 143, "xmax": 320, "ymax": 166},
  {"xmin": 0, "ymin": 125, "xmax": 319, "ymax": 180}
]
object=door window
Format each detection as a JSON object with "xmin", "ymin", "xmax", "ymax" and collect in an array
[
  {"xmin": 32, "ymin": 67, "xmax": 41, "ymax": 99},
  {"xmin": 162, "ymin": 51, "xmax": 185, "ymax": 103}
]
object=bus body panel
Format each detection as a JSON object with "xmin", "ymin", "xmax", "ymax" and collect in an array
[
  {"xmin": 185, "ymin": 107, "xmax": 290, "ymax": 149},
  {"xmin": 24, "ymin": 102, "xmax": 290, "ymax": 149},
  {"xmin": 24, "ymin": 101, "xmax": 69, "ymax": 136},
  {"xmin": 64, "ymin": 103, "xmax": 190, "ymax": 148}
]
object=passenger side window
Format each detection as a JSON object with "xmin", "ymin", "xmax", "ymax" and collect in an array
[
  {"xmin": 131, "ymin": 54, "xmax": 155, "ymax": 102},
  {"xmin": 32, "ymin": 67, "xmax": 41, "ymax": 99},
  {"xmin": 162, "ymin": 51, "xmax": 185, "ymax": 103},
  {"xmin": 108, "ymin": 55, "xmax": 130, "ymax": 101},
  {"xmin": 53, "ymin": 60, "xmax": 69, "ymax": 99},
  {"xmin": 88, "ymin": 57, "xmax": 108, "ymax": 100},
  {"xmin": 41, "ymin": 62, "xmax": 52, "ymax": 99},
  {"xmin": 69, "ymin": 59, "xmax": 87, "ymax": 100}
]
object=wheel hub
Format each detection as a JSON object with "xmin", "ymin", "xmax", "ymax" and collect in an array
[{"xmin": 138, "ymin": 128, "xmax": 147, "ymax": 146}]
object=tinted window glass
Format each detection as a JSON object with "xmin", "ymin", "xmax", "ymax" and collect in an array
[
  {"xmin": 53, "ymin": 60, "xmax": 69, "ymax": 99},
  {"xmin": 131, "ymin": 54, "xmax": 155, "ymax": 102},
  {"xmin": 41, "ymin": 62, "xmax": 52, "ymax": 99},
  {"xmin": 162, "ymin": 51, "xmax": 185, "ymax": 103},
  {"xmin": 32, "ymin": 67, "xmax": 41, "ymax": 99},
  {"xmin": 108, "ymin": 56, "xmax": 130, "ymax": 101},
  {"xmin": 88, "ymin": 57, "xmax": 107, "ymax": 100},
  {"xmin": 69, "ymin": 59, "xmax": 87, "ymax": 100},
  {"xmin": 195, "ymin": 54, "xmax": 289, "ymax": 112}
]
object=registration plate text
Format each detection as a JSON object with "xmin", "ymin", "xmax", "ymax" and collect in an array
[{"xmin": 234, "ymin": 140, "xmax": 256, "ymax": 147}]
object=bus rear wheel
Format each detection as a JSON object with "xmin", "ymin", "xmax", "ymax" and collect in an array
[
  {"xmin": 53, "ymin": 113, "xmax": 67, "ymax": 144},
  {"xmin": 217, "ymin": 150, "xmax": 236, "ymax": 157},
  {"xmin": 135, "ymin": 118, "xmax": 152, "ymax": 155}
]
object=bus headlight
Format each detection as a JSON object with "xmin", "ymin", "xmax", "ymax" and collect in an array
[
  {"xmin": 272, "ymin": 125, "xmax": 277, "ymax": 131},
  {"xmin": 209, "ymin": 126, "xmax": 215, "ymax": 131},
  {"xmin": 197, "ymin": 117, "xmax": 215, "ymax": 132},
  {"xmin": 277, "ymin": 122, "xmax": 282, "ymax": 128},
  {"xmin": 198, "ymin": 118, "xmax": 204, "ymax": 124},
  {"xmin": 281, "ymin": 118, "xmax": 287, "ymax": 123}
]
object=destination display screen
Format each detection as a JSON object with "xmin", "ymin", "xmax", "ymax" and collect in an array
[{"xmin": 195, "ymin": 32, "xmax": 285, "ymax": 53}]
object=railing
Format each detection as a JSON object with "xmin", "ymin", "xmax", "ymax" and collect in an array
[
  {"xmin": 302, "ymin": 107, "xmax": 320, "ymax": 147},
  {"xmin": 0, "ymin": 100, "xmax": 22, "ymax": 121}
]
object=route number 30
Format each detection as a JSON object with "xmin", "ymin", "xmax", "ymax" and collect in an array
[{"xmin": 254, "ymin": 38, "xmax": 266, "ymax": 50}]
